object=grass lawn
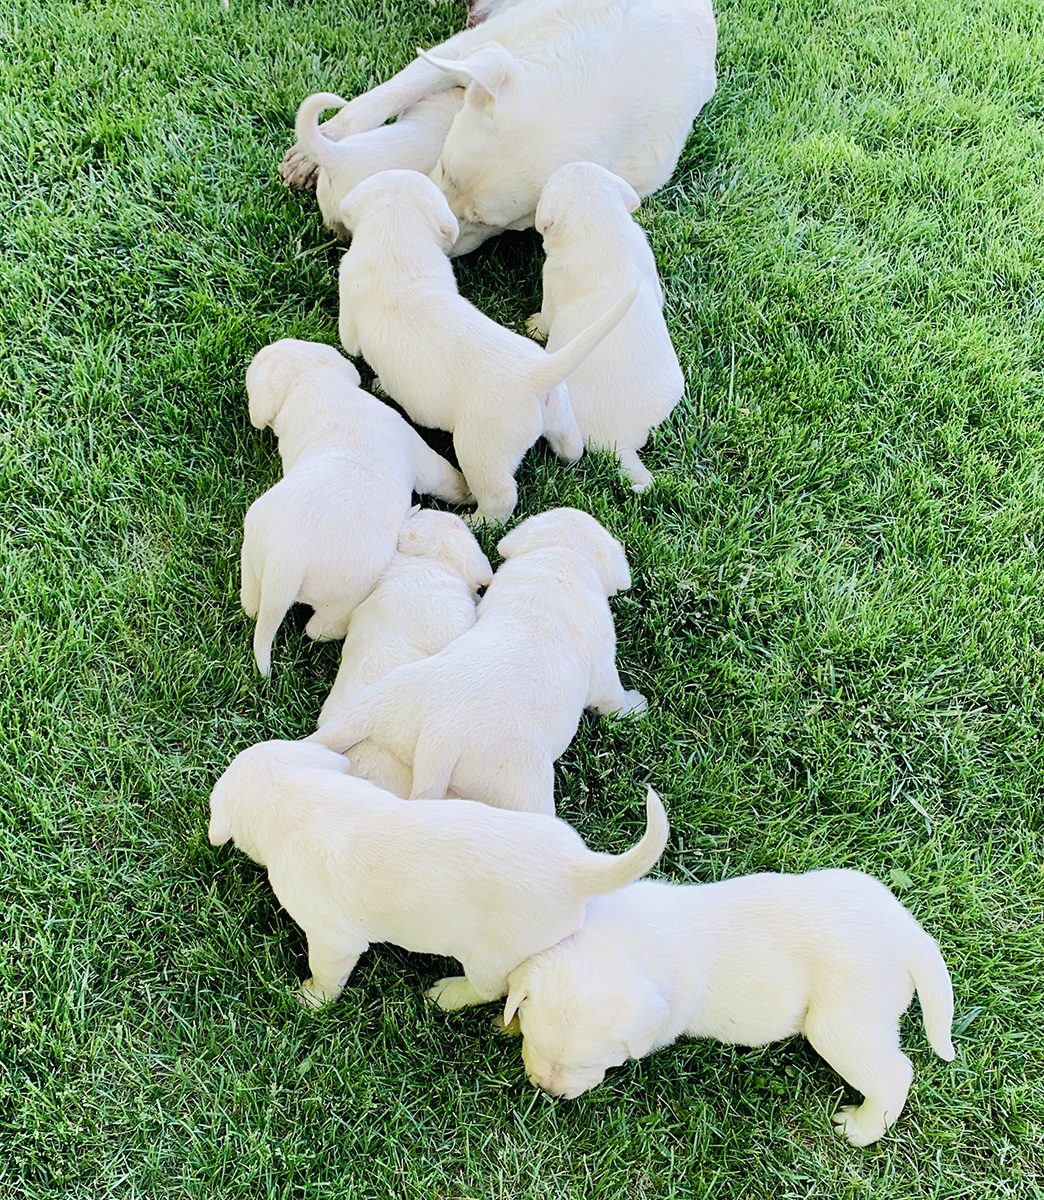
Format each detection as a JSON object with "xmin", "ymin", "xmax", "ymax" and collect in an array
[{"xmin": 2, "ymin": 0, "xmax": 1043, "ymax": 1194}]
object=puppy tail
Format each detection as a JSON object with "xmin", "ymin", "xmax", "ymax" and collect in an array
[
  {"xmin": 294, "ymin": 92, "xmax": 352, "ymax": 171},
  {"xmin": 529, "ymin": 285, "xmax": 638, "ymax": 395},
  {"xmin": 911, "ymin": 934, "xmax": 956, "ymax": 1062},
  {"xmin": 309, "ymin": 703, "xmax": 376, "ymax": 753},
  {"xmin": 253, "ymin": 559, "xmax": 303, "ymax": 676},
  {"xmin": 580, "ymin": 786, "xmax": 669, "ymax": 897}
]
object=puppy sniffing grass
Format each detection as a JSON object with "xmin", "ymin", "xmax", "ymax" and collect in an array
[
  {"xmin": 240, "ymin": 339, "xmax": 469, "ymax": 675},
  {"xmin": 502, "ymin": 871, "xmax": 955, "ymax": 1146},
  {"xmin": 208, "ymin": 740, "xmax": 669, "ymax": 1009}
]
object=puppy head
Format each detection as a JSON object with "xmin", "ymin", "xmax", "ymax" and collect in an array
[
  {"xmin": 398, "ymin": 509, "xmax": 494, "ymax": 593},
  {"xmin": 246, "ymin": 339, "xmax": 360, "ymax": 430},
  {"xmin": 208, "ymin": 739, "xmax": 351, "ymax": 861},
  {"xmin": 504, "ymin": 948, "xmax": 669, "ymax": 1099},
  {"xmin": 340, "ymin": 169, "xmax": 460, "ymax": 251},
  {"xmin": 535, "ymin": 162, "xmax": 641, "ymax": 238},
  {"xmin": 497, "ymin": 508, "xmax": 632, "ymax": 596}
]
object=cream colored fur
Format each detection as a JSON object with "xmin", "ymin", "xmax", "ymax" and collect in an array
[
  {"xmin": 311, "ymin": 508, "xmax": 646, "ymax": 814},
  {"xmin": 337, "ymin": 171, "xmax": 635, "ymax": 523},
  {"xmin": 208, "ymin": 739, "xmax": 669, "ymax": 1008},
  {"xmin": 530, "ymin": 162, "xmax": 684, "ymax": 490},
  {"xmin": 241, "ymin": 339, "xmax": 469, "ymax": 675},
  {"xmin": 503, "ymin": 872, "xmax": 956, "ymax": 1146}
]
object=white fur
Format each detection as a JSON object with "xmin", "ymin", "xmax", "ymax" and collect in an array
[
  {"xmin": 318, "ymin": 508, "xmax": 493, "ymax": 796},
  {"xmin": 208, "ymin": 739, "xmax": 669, "ymax": 1008},
  {"xmin": 295, "ymin": 89, "xmax": 464, "ymax": 237},
  {"xmin": 338, "ymin": 171, "xmax": 635, "ymax": 523},
  {"xmin": 280, "ymin": 0, "xmax": 716, "ymax": 248},
  {"xmin": 311, "ymin": 508, "xmax": 646, "ymax": 814},
  {"xmin": 531, "ymin": 162, "xmax": 685, "ymax": 490},
  {"xmin": 504, "ymin": 872, "xmax": 956, "ymax": 1146},
  {"xmin": 241, "ymin": 339, "xmax": 469, "ymax": 675}
]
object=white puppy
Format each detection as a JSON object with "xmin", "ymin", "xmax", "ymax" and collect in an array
[
  {"xmin": 280, "ymin": 0, "xmax": 717, "ymax": 249},
  {"xmin": 294, "ymin": 89, "xmax": 464, "ymax": 237},
  {"xmin": 503, "ymin": 872, "xmax": 956, "ymax": 1146},
  {"xmin": 241, "ymin": 339, "xmax": 469, "ymax": 675},
  {"xmin": 318, "ymin": 509, "xmax": 493, "ymax": 799},
  {"xmin": 530, "ymin": 163, "xmax": 685, "ymax": 491},
  {"xmin": 208, "ymin": 739, "xmax": 669, "ymax": 1009},
  {"xmin": 338, "ymin": 171, "xmax": 635, "ymax": 523},
  {"xmin": 312, "ymin": 508, "xmax": 646, "ymax": 814}
]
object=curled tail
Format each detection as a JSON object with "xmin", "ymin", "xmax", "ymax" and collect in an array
[
  {"xmin": 294, "ymin": 92, "xmax": 350, "ymax": 172},
  {"xmin": 912, "ymin": 934, "xmax": 956, "ymax": 1061},
  {"xmin": 579, "ymin": 787, "xmax": 669, "ymax": 897},
  {"xmin": 529, "ymin": 285, "xmax": 638, "ymax": 396},
  {"xmin": 253, "ymin": 557, "xmax": 304, "ymax": 677}
]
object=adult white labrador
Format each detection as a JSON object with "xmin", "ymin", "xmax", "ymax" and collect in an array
[
  {"xmin": 241, "ymin": 339, "xmax": 468, "ymax": 675},
  {"xmin": 208, "ymin": 739, "xmax": 669, "ymax": 1009},
  {"xmin": 337, "ymin": 171, "xmax": 634, "ymax": 523},
  {"xmin": 503, "ymin": 872, "xmax": 956, "ymax": 1146},
  {"xmin": 318, "ymin": 508, "xmax": 492, "ymax": 795},
  {"xmin": 311, "ymin": 508, "xmax": 646, "ymax": 814},
  {"xmin": 530, "ymin": 163, "xmax": 685, "ymax": 491},
  {"xmin": 280, "ymin": 0, "xmax": 717, "ymax": 252},
  {"xmin": 294, "ymin": 89, "xmax": 464, "ymax": 237}
]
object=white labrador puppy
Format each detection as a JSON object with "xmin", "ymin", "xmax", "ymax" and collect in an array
[
  {"xmin": 241, "ymin": 339, "xmax": 469, "ymax": 675},
  {"xmin": 530, "ymin": 162, "xmax": 685, "ymax": 491},
  {"xmin": 280, "ymin": 0, "xmax": 717, "ymax": 251},
  {"xmin": 311, "ymin": 508, "xmax": 646, "ymax": 815},
  {"xmin": 502, "ymin": 872, "xmax": 956, "ymax": 1146},
  {"xmin": 294, "ymin": 89, "xmax": 464, "ymax": 237},
  {"xmin": 208, "ymin": 739, "xmax": 669, "ymax": 1009},
  {"xmin": 337, "ymin": 171, "xmax": 635, "ymax": 523},
  {"xmin": 318, "ymin": 509, "xmax": 493, "ymax": 799}
]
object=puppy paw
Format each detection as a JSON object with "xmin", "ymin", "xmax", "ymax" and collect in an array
[
  {"xmin": 617, "ymin": 690, "xmax": 647, "ymax": 719},
  {"xmin": 831, "ymin": 1104, "xmax": 888, "ymax": 1147},
  {"xmin": 492, "ymin": 1013, "xmax": 522, "ymax": 1037},
  {"xmin": 425, "ymin": 975, "xmax": 482, "ymax": 1011},
  {"xmin": 297, "ymin": 978, "xmax": 336, "ymax": 1010},
  {"xmin": 279, "ymin": 145, "xmax": 319, "ymax": 191},
  {"xmin": 524, "ymin": 313, "xmax": 548, "ymax": 341}
]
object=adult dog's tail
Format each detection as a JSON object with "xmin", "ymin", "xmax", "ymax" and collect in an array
[{"xmin": 578, "ymin": 787, "xmax": 669, "ymax": 897}]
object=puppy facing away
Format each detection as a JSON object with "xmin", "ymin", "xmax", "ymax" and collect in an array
[
  {"xmin": 312, "ymin": 508, "xmax": 646, "ymax": 814},
  {"xmin": 241, "ymin": 339, "xmax": 469, "ymax": 675},
  {"xmin": 530, "ymin": 163, "xmax": 685, "ymax": 491},
  {"xmin": 279, "ymin": 0, "xmax": 717, "ymax": 252},
  {"xmin": 208, "ymin": 739, "xmax": 669, "ymax": 1009},
  {"xmin": 317, "ymin": 509, "xmax": 493, "ymax": 797},
  {"xmin": 503, "ymin": 872, "xmax": 956, "ymax": 1146},
  {"xmin": 295, "ymin": 89, "xmax": 464, "ymax": 238},
  {"xmin": 338, "ymin": 170, "xmax": 635, "ymax": 523}
]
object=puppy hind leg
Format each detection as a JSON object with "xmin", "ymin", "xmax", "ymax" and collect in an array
[
  {"xmin": 411, "ymin": 439, "xmax": 472, "ymax": 505},
  {"xmin": 299, "ymin": 937, "xmax": 366, "ymax": 1009},
  {"xmin": 542, "ymin": 384, "xmax": 584, "ymax": 463},
  {"xmin": 617, "ymin": 447, "xmax": 653, "ymax": 492},
  {"xmin": 427, "ymin": 965, "xmax": 509, "ymax": 1011},
  {"xmin": 305, "ymin": 602, "xmax": 353, "ymax": 642},
  {"xmin": 804, "ymin": 1006, "xmax": 914, "ymax": 1146},
  {"xmin": 453, "ymin": 430, "xmax": 519, "ymax": 525},
  {"xmin": 587, "ymin": 653, "xmax": 646, "ymax": 719},
  {"xmin": 241, "ymin": 543, "xmax": 261, "ymax": 618}
]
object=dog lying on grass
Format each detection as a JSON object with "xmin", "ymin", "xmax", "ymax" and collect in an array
[
  {"xmin": 311, "ymin": 508, "xmax": 646, "ymax": 814},
  {"xmin": 501, "ymin": 871, "xmax": 955, "ymax": 1146},
  {"xmin": 318, "ymin": 508, "xmax": 492, "ymax": 796},
  {"xmin": 241, "ymin": 339, "xmax": 469, "ymax": 675},
  {"xmin": 280, "ymin": 0, "xmax": 717, "ymax": 253},
  {"xmin": 294, "ymin": 89, "xmax": 464, "ymax": 238},
  {"xmin": 208, "ymin": 739, "xmax": 669, "ymax": 1009},
  {"xmin": 529, "ymin": 162, "xmax": 685, "ymax": 491},
  {"xmin": 337, "ymin": 170, "xmax": 635, "ymax": 523}
]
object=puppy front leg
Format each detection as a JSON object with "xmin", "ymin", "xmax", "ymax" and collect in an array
[
  {"xmin": 426, "ymin": 966, "xmax": 507, "ymax": 1012},
  {"xmin": 411, "ymin": 440, "xmax": 472, "ymax": 506},
  {"xmin": 298, "ymin": 937, "xmax": 366, "ymax": 1009},
  {"xmin": 587, "ymin": 654, "xmax": 646, "ymax": 719}
]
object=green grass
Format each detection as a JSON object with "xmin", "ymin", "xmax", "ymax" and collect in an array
[{"xmin": 2, "ymin": 0, "xmax": 1043, "ymax": 1194}]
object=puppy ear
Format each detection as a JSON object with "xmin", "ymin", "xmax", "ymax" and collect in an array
[
  {"xmin": 503, "ymin": 974, "xmax": 528, "ymax": 1027},
  {"xmin": 621, "ymin": 984, "xmax": 670, "ymax": 1059},
  {"xmin": 617, "ymin": 176, "xmax": 641, "ymax": 215},
  {"xmin": 598, "ymin": 537, "xmax": 632, "ymax": 595},
  {"xmin": 245, "ymin": 346, "xmax": 289, "ymax": 430},
  {"xmin": 418, "ymin": 43, "xmax": 515, "ymax": 109},
  {"xmin": 534, "ymin": 189, "xmax": 555, "ymax": 236},
  {"xmin": 208, "ymin": 798, "xmax": 232, "ymax": 846}
]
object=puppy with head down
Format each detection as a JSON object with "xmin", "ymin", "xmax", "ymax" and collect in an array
[
  {"xmin": 529, "ymin": 162, "xmax": 685, "ymax": 491},
  {"xmin": 208, "ymin": 739, "xmax": 669, "ymax": 1010},
  {"xmin": 318, "ymin": 508, "xmax": 493, "ymax": 795},
  {"xmin": 503, "ymin": 871, "xmax": 956, "ymax": 1146},
  {"xmin": 294, "ymin": 89, "xmax": 464, "ymax": 238},
  {"xmin": 337, "ymin": 170, "xmax": 636, "ymax": 524},
  {"xmin": 241, "ymin": 339, "xmax": 469, "ymax": 675},
  {"xmin": 311, "ymin": 507, "xmax": 646, "ymax": 814}
]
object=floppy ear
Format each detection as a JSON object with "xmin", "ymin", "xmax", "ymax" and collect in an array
[
  {"xmin": 245, "ymin": 347, "xmax": 291, "ymax": 431},
  {"xmin": 595, "ymin": 534, "xmax": 632, "ymax": 595},
  {"xmin": 208, "ymin": 796, "xmax": 232, "ymax": 846},
  {"xmin": 621, "ymin": 983, "xmax": 670, "ymax": 1059},
  {"xmin": 503, "ymin": 974, "xmax": 528, "ymax": 1027},
  {"xmin": 496, "ymin": 516, "xmax": 550, "ymax": 561},
  {"xmin": 534, "ymin": 188, "xmax": 556, "ymax": 236},
  {"xmin": 418, "ymin": 43, "xmax": 515, "ymax": 109},
  {"xmin": 428, "ymin": 195, "xmax": 460, "ymax": 250}
]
